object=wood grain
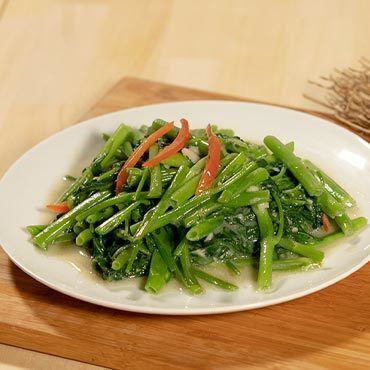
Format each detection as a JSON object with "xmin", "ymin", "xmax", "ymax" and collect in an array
[
  {"xmin": 1, "ymin": 0, "xmax": 370, "ymax": 177},
  {"xmin": 0, "ymin": 78, "xmax": 369, "ymax": 370},
  {"xmin": 0, "ymin": 343, "xmax": 106, "ymax": 370},
  {"xmin": 82, "ymin": 77, "xmax": 369, "ymax": 141},
  {"xmin": 0, "ymin": 1, "xmax": 369, "ymax": 367}
]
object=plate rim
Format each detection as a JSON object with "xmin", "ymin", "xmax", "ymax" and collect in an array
[
  {"xmin": 1, "ymin": 100, "xmax": 368, "ymax": 174},
  {"xmin": 4, "ymin": 242, "xmax": 369, "ymax": 315},
  {"xmin": 0, "ymin": 99, "xmax": 369, "ymax": 315}
]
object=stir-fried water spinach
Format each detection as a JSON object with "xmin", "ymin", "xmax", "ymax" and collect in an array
[{"xmin": 27, "ymin": 119, "xmax": 367, "ymax": 293}]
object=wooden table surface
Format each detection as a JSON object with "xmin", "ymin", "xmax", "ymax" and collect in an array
[{"xmin": 0, "ymin": 1, "xmax": 369, "ymax": 369}]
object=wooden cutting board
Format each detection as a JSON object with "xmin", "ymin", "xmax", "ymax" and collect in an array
[{"xmin": 0, "ymin": 78, "xmax": 369, "ymax": 369}]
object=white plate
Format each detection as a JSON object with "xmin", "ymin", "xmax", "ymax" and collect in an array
[{"xmin": 0, "ymin": 101, "xmax": 369, "ymax": 315}]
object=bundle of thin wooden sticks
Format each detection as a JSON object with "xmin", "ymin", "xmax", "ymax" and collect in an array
[{"xmin": 305, "ymin": 57, "xmax": 370, "ymax": 135}]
